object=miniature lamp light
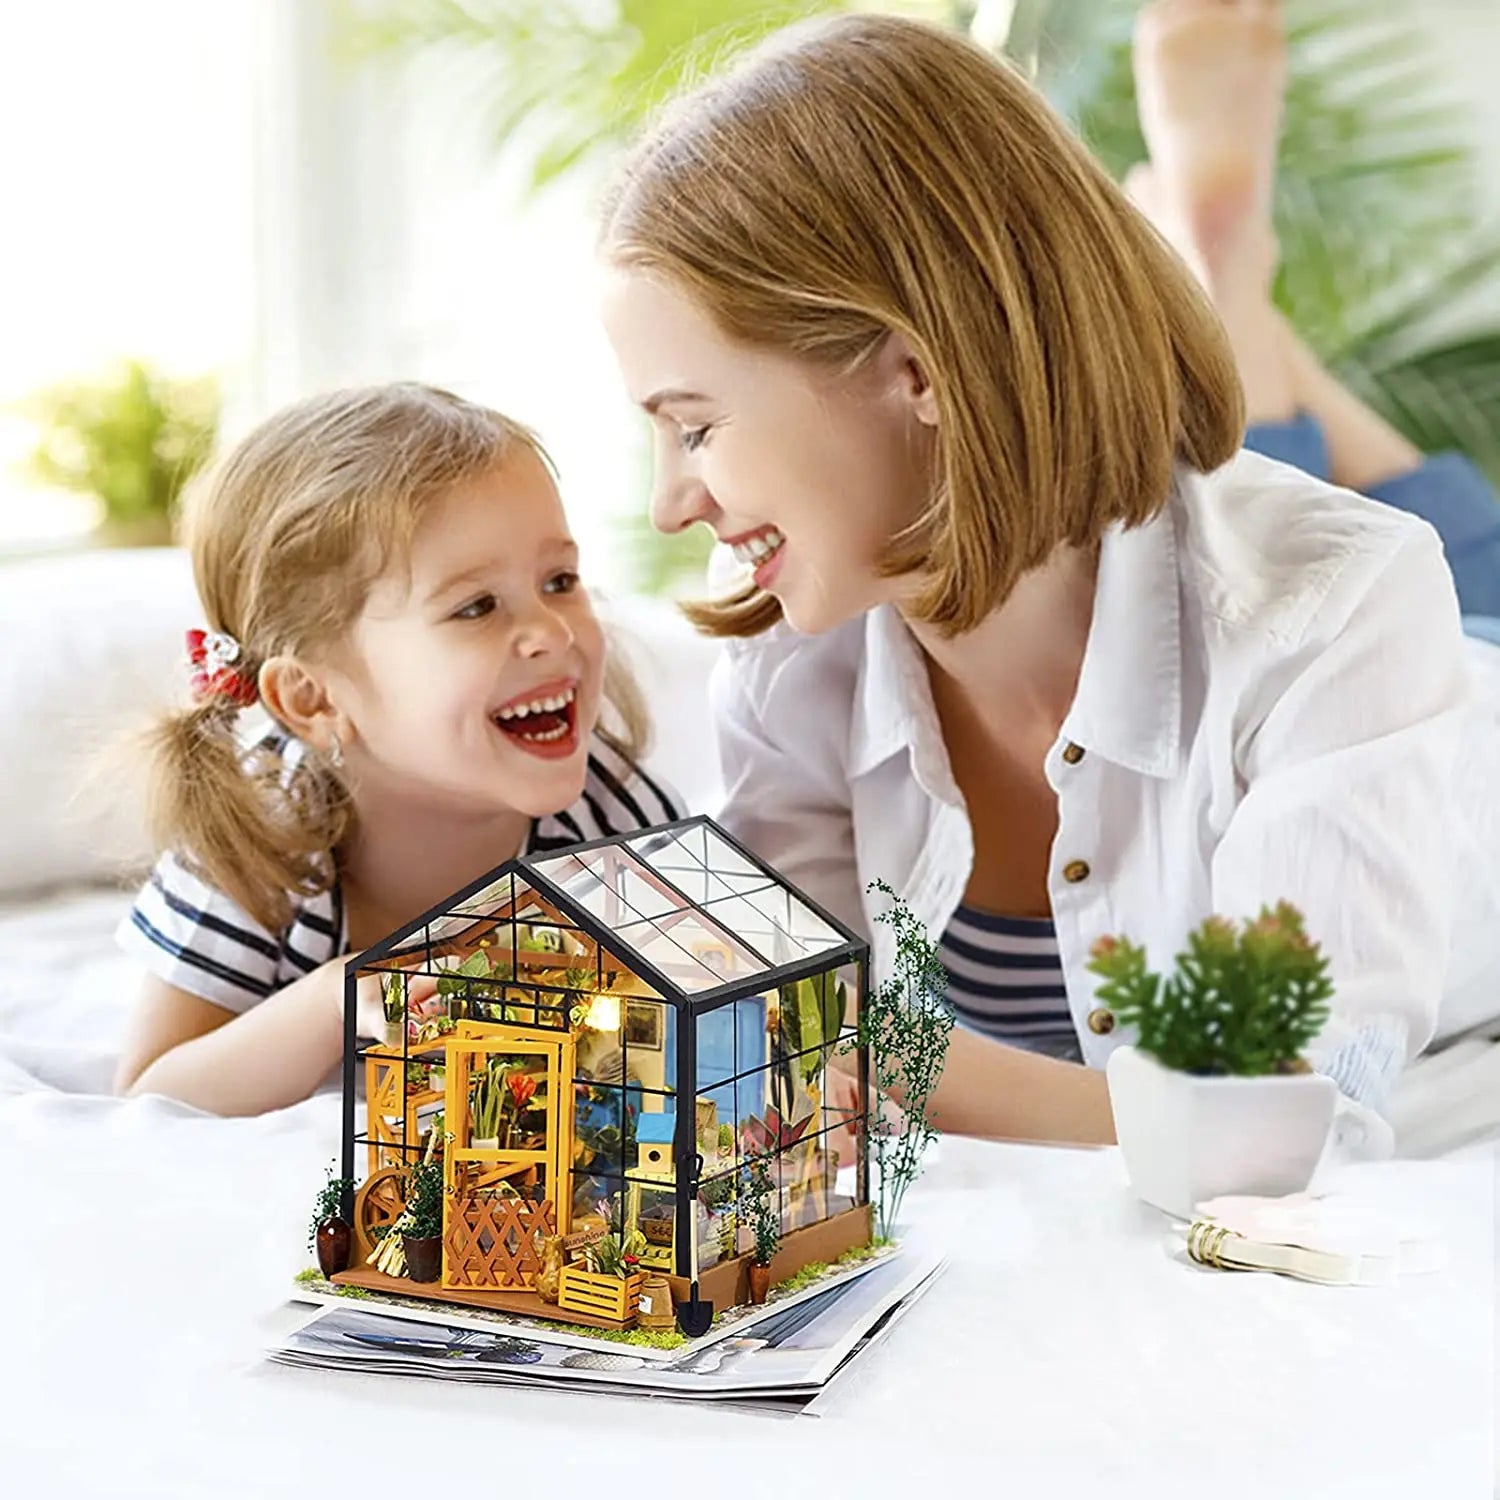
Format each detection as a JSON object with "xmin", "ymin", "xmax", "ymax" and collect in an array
[{"xmin": 584, "ymin": 992, "xmax": 621, "ymax": 1032}]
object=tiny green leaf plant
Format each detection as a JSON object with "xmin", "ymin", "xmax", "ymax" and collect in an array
[
  {"xmin": 1087, "ymin": 903, "xmax": 1335, "ymax": 1077},
  {"xmin": 585, "ymin": 1228, "xmax": 646, "ymax": 1278}
]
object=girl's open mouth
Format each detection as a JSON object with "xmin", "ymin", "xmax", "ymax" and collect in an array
[{"xmin": 491, "ymin": 683, "xmax": 580, "ymax": 759}]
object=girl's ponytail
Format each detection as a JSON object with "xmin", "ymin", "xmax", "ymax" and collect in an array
[{"xmin": 140, "ymin": 681, "xmax": 346, "ymax": 935}]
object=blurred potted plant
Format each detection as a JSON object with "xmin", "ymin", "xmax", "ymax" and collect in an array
[
  {"xmin": 19, "ymin": 358, "xmax": 219, "ymax": 547},
  {"xmin": 1091, "ymin": 902, "xmax": 1338, "ymax": 1221}
]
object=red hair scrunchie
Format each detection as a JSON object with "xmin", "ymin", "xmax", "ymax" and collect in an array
[{"xmin": 186, "ymin": 629, "xmax": 259, "ymax": 709}]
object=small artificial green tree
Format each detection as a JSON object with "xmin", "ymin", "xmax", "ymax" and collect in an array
[
  {"xmin": 852, "ymin": 879, "xmax": 955, "ymax": 1240},
  {"xmin": 1087, "ymin": 902, "xmax": 1334, "ymax": 1077}
]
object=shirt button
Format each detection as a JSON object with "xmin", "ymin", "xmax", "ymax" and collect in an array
[
  {"xmin": 1061, "ymin": 742, "xmax": 1085, "ymax": 765},
  {"xmin": 1087, "ymin": 1008, "xmax": 1116, "ymax": 1036},
  {"xmin": 1063, "ymin": 859, "xmax": 1091, "ymax": 884}
]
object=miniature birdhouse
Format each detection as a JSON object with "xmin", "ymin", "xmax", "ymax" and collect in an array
[{"xmin": 636, "ymin": 1110, "xmax": 677, "ymax": 1178}]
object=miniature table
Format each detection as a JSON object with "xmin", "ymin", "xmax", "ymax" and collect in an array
[{"xmin": 2, "ymin": 1081, "xmax": 1491, "ymax": 1499}]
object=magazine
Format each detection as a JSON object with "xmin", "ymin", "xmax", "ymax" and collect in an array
[
  {"xmin": 270, "ymin": 1245, "xmax": 945, "ymax": 1411},
  {"xmin": 290, "ymin": 1238, "xmax": 903, "ymax": 1365}
]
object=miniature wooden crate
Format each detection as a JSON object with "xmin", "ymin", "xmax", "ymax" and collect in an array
[{"xmin": 556, "ymin": 1266, "xmax": 643, "ymax": 1324}]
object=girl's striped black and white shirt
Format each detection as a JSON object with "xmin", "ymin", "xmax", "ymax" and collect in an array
[
  {"xmin": 117, "ymin": 731, "xmax": 682, "ymax": 1015},
  {"xmin": 938, "ymin": 904, "xmax": 1082, "ymax": 1062}
]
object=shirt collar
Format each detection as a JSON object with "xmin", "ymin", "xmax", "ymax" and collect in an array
[
  {"xmin": 847, "ymin": 469, "xmax": 1188, "ymax": 783},
  {"xmin": 1063, "ymin": 471, "xmax": 1185, "ymax": 779}
]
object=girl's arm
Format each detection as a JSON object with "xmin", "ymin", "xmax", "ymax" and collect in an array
[{"xmin": 115, "ymin": 960, "xmax": 347, "ymax": 1115}]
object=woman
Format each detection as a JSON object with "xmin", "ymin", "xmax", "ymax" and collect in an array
[{"xmin": 598, "ymin": 6, "xmax": 1500, "ymax": 1149}]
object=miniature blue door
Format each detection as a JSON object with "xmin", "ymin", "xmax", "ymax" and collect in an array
[{"xmin": 663, "ymin": 998, "xmax": 765, "ymax": 1140}]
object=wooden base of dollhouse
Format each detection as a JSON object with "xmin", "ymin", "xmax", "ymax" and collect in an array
[
  {"xmin": 667, "ymin": 1202, "xmax": 874, "ymax": 1313},
  {"xmin": 329, "ymin": 1267, "xmax": 635, "ymax": 1330},
  {"xmin": 329, "ymin": 1203, "xmax": 874, "ymax": 1332}
]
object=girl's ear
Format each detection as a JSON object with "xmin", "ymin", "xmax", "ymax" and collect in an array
[
  {"xmin": 871, "ymin": 330, "xmax": 940, "ymax": 427},
  {"xmin": 258, "ymin": 656, "xmax": 348, "ymax": 754}
]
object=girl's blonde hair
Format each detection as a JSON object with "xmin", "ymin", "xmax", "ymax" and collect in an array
[
  {"xmin": 601, "ymin": 14, "xmax": 1244, "ymax": 638},
  {"xmin": 145, "ymin": 383, "xmax": 647, "ymax": 933}
]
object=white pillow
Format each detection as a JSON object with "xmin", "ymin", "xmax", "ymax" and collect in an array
[
  {"xmin": 0, "ymin": 547, "xmax": 200, "ymax": 898},
  {"xmin": 0, "ymin": 548, "xmax": 723, "ymax": 899}
]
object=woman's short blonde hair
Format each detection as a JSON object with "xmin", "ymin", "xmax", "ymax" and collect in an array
[{"xmin": 602, "ymin": 13, "xmax": 1244, "ymax": 638}]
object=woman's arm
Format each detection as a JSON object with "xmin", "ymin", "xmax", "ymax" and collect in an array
[
  {"xmin": 1212, "ymin": 521, "xmax": 1468, "ymax": 1131},
  {"xmin": 923, "ymin": 1028, "xmax": 1115, "ymax": 1144}
]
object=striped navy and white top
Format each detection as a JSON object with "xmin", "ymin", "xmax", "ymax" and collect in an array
[
  {"xmin": 938, "ymin": 904, "xmax": 1081, "ymax": 1062},
  {"xmin": 118, "ymin": 730, "xmax": 681, "ymax": 1015}
]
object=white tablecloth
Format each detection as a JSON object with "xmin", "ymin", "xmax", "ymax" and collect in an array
[{"xmin": 1, "ymin": 1079, "xmax": 1492, "ymax": 1500}]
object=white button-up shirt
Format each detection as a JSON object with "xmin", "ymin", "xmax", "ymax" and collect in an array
[{"xmin": 710, "ymin": 451, "xmax": 1500, "ymax": 1150}]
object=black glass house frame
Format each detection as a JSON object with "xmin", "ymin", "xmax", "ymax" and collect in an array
[{"xmin": 339, "ymin": 815, "xmax": 872, "ymax": 1309}]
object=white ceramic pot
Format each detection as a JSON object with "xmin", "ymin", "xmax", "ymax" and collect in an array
[{"xmin": 1106, "ymin": 1045, "xmax": 1338, "ymax": 1221}]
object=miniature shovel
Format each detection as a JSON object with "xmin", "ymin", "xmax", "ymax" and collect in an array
[{"xmin": 674, "ymin": 1156, "xmax": 714, "ymax": 1336}]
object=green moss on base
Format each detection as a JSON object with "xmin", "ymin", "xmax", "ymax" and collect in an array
[
  {"xmin": 294, "ymin": 1267, "xmax": 324, "ymax": 1284},
  {"xmin": 595, "ymin": 1326, "xmax": 690, "ymax": 1350},
  {"xmin": 776, "ymin": 1260, "xmax": 830, "ymax": 1294},
  {"xmin": 335, "ymin": 1285, "xmax": 373, "ymax": 1300},
  {"xmin": 834, "ymin": 1237, "xmax": 894, "ymax": 1267}
]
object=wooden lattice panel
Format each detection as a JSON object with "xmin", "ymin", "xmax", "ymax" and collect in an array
[{"xmin": 443, "ymin": 1193, "xmax": 556, "ymax": 1290}]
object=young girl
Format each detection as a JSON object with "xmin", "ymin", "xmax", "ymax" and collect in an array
[{"xmin": 114, "ymin": 383, "xmax": 680, "ymax": 1115}]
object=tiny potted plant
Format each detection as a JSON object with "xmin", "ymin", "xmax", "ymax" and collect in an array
[
  {"xmin": 401, "ymin": 1157, "xmax": 445, "ymax": 1282},
  {"xmin": 1090, "ymin": 903, "xmax": 1339, "ymax": 1221},
  {"xmin": 741, "ymin": 1156, "xmax": 781, "ymax": 1304},
  {"xmin": 308, "ymin": 1163, "xmax": 354, "ymax": 1277},
  {"xmin": 557, "ymin": 1227, "xmax": 647, "ymax": 1322},
  {"xmin": 381, "ymin": 971, "xmax": 408, "ymax": 1052},
  {"xmin": 501, "ymin": 1070, "xmax": 538, "ymax": 1149},
  {"xmin": 470, "ymin": 1061, "xmax": 505, "ymax": 1150}
]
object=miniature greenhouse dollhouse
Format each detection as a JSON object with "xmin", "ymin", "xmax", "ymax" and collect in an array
[{"xmin": 332, "ymin": 816, "xmax": 873, "ymax": 1335}]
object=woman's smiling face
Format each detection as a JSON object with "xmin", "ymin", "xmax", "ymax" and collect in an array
[{"xmin": 601, "ymin": 266, "xmax": 938, "ymax": 635}]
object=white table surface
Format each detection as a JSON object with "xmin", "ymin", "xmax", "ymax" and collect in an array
[{"xmin": 2, "ymin": 1083, "xmax": 1492, "ymax": 1500}]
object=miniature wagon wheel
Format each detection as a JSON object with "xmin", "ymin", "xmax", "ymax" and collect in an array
[{"xmin": 352, "ymin": 1167, "xmax": 409, "ymax": 1264}]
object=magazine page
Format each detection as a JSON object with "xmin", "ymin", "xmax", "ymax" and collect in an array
[{"xmin": 270, "ymin": 1246, "xmax": 944, "ymax": 1400}]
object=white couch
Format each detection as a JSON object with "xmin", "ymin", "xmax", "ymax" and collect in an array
[{"xmin": 0, "ymin": 546, "xmax": 723, "ymax": 1082}]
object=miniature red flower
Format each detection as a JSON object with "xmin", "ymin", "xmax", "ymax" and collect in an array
[{"xmin": 507, "ymin": 1073, "xmax": 538, "ymax": 1110}]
